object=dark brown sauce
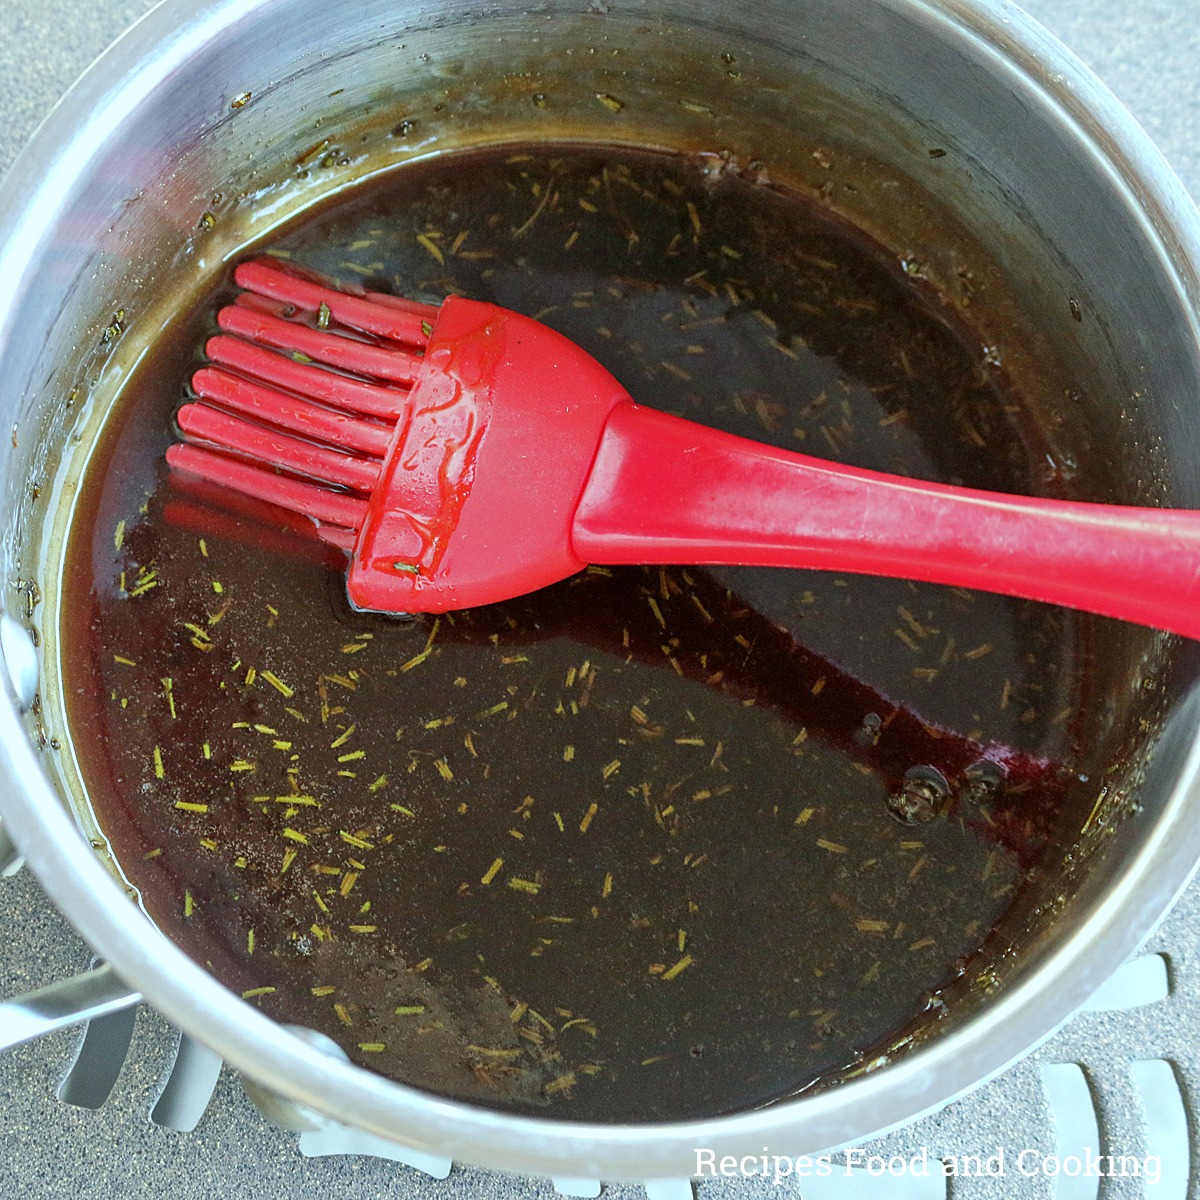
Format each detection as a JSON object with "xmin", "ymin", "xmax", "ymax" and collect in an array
[{"xmin": 62, "ymin": 146, "xmax": 1084, "ymax": 1121}]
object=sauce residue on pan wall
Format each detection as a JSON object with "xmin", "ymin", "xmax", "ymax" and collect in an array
[{"xmin": 61, "ymin": 146, "xmax": 1085, "ymax": 1121}]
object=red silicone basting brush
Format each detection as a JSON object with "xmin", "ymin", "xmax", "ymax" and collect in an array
[{"xmin": 166, "ymin": 257, "xmax": 1200, "ymax": 635}]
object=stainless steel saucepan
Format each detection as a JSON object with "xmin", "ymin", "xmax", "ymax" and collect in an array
[{"xmin": 0, "ymin": 0, "xmax": 1199, "ymax": 1180}]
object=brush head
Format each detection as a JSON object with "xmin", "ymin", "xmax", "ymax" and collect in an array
[{"xmin": 168, "ymin": 258, "xmax": 633, "ymax": 612}]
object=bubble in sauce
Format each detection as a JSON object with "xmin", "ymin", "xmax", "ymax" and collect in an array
[
  {"xmin": 888, "ymin": 765, "xmax": 951, "ymax": 824},
  {"xmin": 960, "ymin": 759, "xmax": 1006, "ymax": 808}
]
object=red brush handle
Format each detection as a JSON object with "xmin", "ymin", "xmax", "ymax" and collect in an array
[{"xmin": 573, "ymin": 402, "xmax": 1200, "ymax": 640}]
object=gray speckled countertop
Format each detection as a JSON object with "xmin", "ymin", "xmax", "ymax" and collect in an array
[{"xmin": 1, "ymin": 3, "xmax": 1198, "ymax": 1199}]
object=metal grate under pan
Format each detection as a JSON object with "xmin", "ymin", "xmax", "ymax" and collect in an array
[{"xmin": 1, "ymin": 859, "xmax": 1196, "ymax": 1200}]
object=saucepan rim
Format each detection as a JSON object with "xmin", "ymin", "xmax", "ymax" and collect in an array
[{"xmin": 0, "ymin": 0, "xmax": 1199, "ymax": 1179}]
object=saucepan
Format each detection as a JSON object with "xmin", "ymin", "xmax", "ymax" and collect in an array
[{"xmin": 0, "ymin": 0, "xmax": 1199, "ymax": 1180}]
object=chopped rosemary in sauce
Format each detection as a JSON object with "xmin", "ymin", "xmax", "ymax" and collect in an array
[{"xmin": 63, "ymin": 144, "xmax": 1086, "ymax": 1124}]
